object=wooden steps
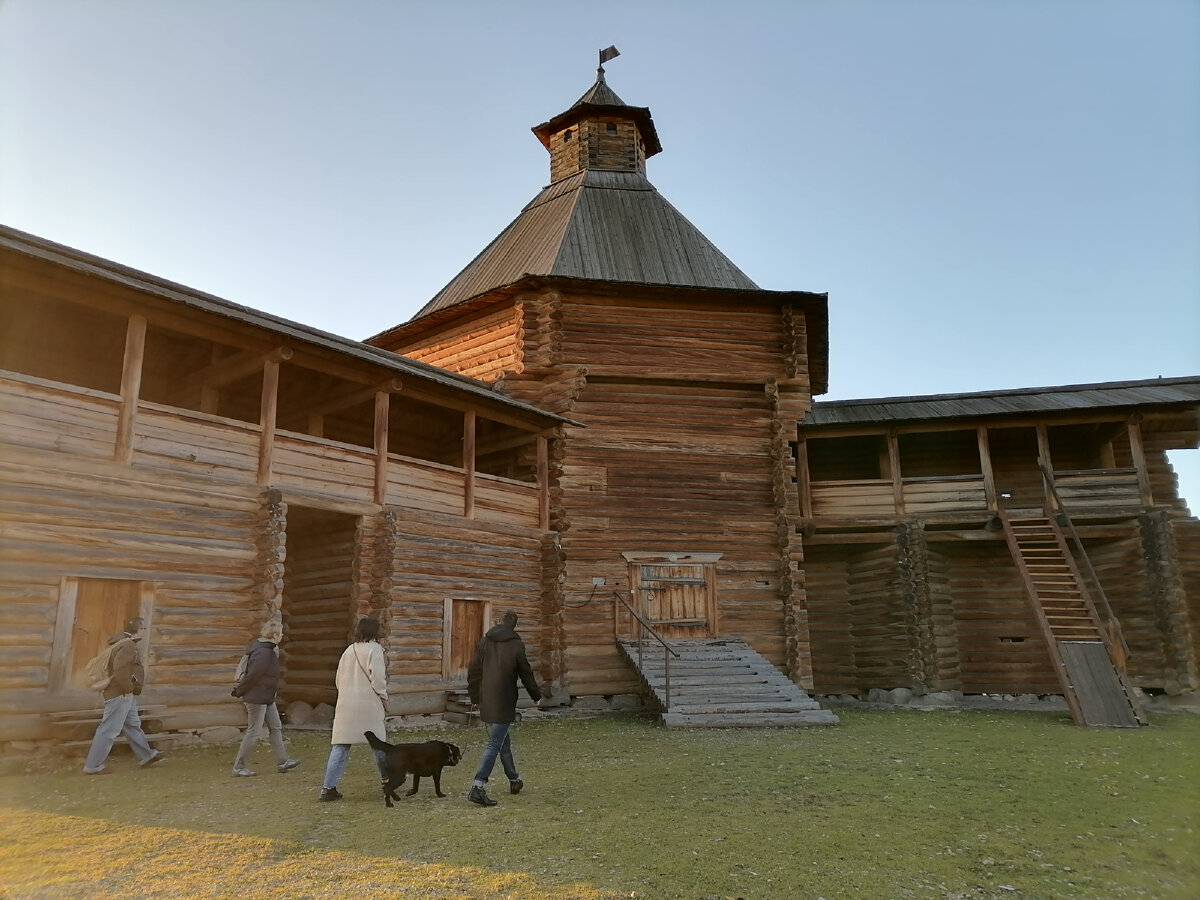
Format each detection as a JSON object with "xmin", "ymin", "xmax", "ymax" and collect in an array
[
  {"xmin": 442, "ymin": 690, "xmax": 480, "ymax": 727},
  {"xmin": 617, "ymin": 637, "xmax": 838, "ymax": 728},
  {"xmin": 999, "ymin": 511, "xmax": 1145, "ymax": 727},
  {"xmin": 49, "ymin": 705, "xmax": 170, "ymax": 748}
]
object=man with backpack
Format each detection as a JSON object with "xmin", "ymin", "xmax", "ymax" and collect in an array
[{"xmin": 82, "ymin": 617, "xmax": 164, "ymax": 775}]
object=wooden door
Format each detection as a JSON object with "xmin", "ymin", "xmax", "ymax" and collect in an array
[
  {"xmin": 69, "ymin": 579, "xmax": 143, "ymax": 681},
  {"xmin": 443, "ymin": 598, "xmax": 490, "ymax": 681},
  {"xmin": 629, "ymin": 558, "xmax": 719, "ymax": 640}
]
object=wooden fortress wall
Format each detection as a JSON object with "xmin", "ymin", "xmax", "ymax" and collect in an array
[
  {"xmin": 0, "ymin": 241, "xmax": 558, "ymax": 743},
  {"xmin": 802, "ymin": 517, "xmax": 1197, "ymax": 698}
]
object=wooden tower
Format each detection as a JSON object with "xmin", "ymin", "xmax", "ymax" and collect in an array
[{"xmin": 370, "ymin": 66, "xmax": 830, "ymax": 696}]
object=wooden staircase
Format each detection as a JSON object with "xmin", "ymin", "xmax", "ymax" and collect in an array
[
  {"xmin": 999, "ymin": 511, "xmax": 1146, "ymax": 727},
  {"xmin": 617, "ymin": 637, "xmax": 838, "ymax": 728}
]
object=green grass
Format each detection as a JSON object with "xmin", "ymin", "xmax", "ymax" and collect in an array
[{"xmin": 0, "ymin": 709, "xmax": 1196, "ymax": 899}]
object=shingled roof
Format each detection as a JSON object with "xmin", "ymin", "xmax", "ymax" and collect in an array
[
  {"xmin": 407, "ymin": 74, "xmax": 758, "ymax": 322},
  {"xmin": 801, "ymin": 376, "xmax": 1200, "ymax": 427}
]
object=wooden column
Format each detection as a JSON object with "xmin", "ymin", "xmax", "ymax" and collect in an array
[
  {"xmin": 977, "ymin": 426, "xmax": 997, "ymax": 510},
  {"xmin": 113, "ymin": 314, "xmax": 147, "ymax": 465},
  {"xmin": 463, "ymin": 410, "xmax": 476, "ymax": 518},
  {"xmin": 1036, "ymin": 424, "xmax": 1055, "ymax": 509},
  {"xmin": 257, "ymin": 358, "xmax": 280, "ymax": 485},
  {"xmin": 374, "ymin": 390, "xmax": 390, "ymax": 506},
  {"xmin": 887, "ymin": 430, "xmax": 904, "ymax": 516},
  {"xmin": 1127, "ymin": 417, "xmax": 1154, "ymax": 506},
  {"xmin": 537, "ymin": 435, "xmax": 550, "ymax": 531},
  {"xmin": 795, "ymin": 436, "xmax": 812, "ymax": 519}
]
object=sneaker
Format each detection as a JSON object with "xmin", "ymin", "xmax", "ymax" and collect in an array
[
  {"xmin": 467, "ymin": 785, "xmax": 497, "ymax": 807},
  {"xmin": 509, "ymin": 778, "xmax": 523, "ymax": 795},
  {"xmin": 83, "ymin": 767, "xmax": 110, "ymax": 776},
  {"xmin": 139, "ymin": 752, "xmax": 165, "ymax": 768},
  {"xmin": 276, "ymin": 758, "xmax": 302, "ymax": 773},
  {"xmin": 318, "ymin": 787, "xmax": 342, "ymax": 802},
  {"xmin": 232, "ymin": 767, "xmax": 257, "ymax": 777}
]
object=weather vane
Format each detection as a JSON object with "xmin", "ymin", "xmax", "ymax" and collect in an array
[{"xmin": 597, "ymin": 45, "xmax": 620, "ymax": 82}]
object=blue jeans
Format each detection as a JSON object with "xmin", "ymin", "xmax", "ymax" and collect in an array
[
  {"xmin": 322, "ymin": 742, "xmax": 388, "ymax": 789},
  {"xmin": 472, "ymin": 721, "xmax": 519, "ymax": 787},
  {"xmin": 83, "ymin": 694, "xmax": 155, "ymax": 772},
  {"xmin": 233, "ymin": 702, "xmax": 288, "ymax": 770}
]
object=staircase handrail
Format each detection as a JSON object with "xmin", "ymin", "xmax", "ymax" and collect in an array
[
  {"xmin": 613, "ymin": 591, "xmax": 680, "ymax": 711},
  {"xmin": 1038, "ymin": 458, "xmax": 1132, "ymax": 663}
]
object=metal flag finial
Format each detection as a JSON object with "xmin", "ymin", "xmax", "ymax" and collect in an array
[{"xmin": 598, "ymin": 45, "xmax": 620, "ymax": 82}]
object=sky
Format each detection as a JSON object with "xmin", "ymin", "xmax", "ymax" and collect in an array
[{"xmin": 2, "ymin": 0, "xmax": 1198, "ymax": 503}]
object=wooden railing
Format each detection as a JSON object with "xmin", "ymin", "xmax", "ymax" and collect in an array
[
  {"xmin": 807, "ymin": 468, "xmax": 1144, "ymax": 521},
  {"xmin": 1037, "ymin": 460, "xmax": 1132, "ymax": 665},
  {"xmin": 0, "ymin": 372, "xmax": 542, "ymax": 527},
  {"xmin": 613, "ymin": 591, "xmax": 680, "ymax": 711}
]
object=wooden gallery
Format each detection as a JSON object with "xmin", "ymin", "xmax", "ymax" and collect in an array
[{"xmin": 2, "ymin": 71, "xmax": 1198, "ymax": 745}]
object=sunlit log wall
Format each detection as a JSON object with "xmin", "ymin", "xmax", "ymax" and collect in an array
[{"xmin": 387, "ymin": 286, "xmax": 825, "ymax": 697}]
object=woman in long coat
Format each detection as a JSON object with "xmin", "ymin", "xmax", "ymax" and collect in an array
[{"xmin": 317, "ymin": 618, "xmax": 389, "ymax": 801}]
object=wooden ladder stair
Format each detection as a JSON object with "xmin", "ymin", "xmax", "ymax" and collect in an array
[
  {"xmin": 999, "ymin": 511, "xmax": 1146, "ymax": 727},
  {"xmin": 617, "ymin": 637, "xmax": 838, "ymax": 728}
]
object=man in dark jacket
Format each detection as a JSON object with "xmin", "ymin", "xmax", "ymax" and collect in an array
[
  {"xmin": 83, "ymin": 617, "xmax": 165, "ymax": 774},
  {"xmin": 466, "ymin": 610, "xmax": 541, "ymax": 806}
]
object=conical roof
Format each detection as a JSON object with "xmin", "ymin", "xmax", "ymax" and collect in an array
[{"xmin": 407, "ymin": 74, "xmax": 758, "ymax": 322}]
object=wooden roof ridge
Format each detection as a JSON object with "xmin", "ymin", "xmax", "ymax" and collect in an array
[
  {"xmin": 0, "ymin": 224, "xmax": 571, "ymax": 426},
  {"xmin": 801, "ymin": 375, "xmax": 1200, "ymax": 427}
]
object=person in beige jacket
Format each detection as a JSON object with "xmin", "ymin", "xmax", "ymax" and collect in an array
[{"xmin": 317, "ymin": 618, "xmax": 389, "ymax": 801}]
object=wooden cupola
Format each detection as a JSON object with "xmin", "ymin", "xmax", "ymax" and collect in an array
[{"xmin": 531, "ymin": 67, "xmax": 663, "ymax": 183}]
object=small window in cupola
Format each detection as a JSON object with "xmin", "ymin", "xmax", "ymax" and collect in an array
[
  {"xmin": 564, "ymin": 129, "xmax": 573, "ymax": 143},
  {"xmin": 606, "ymin": 122, "xmax": 617, "ymax": 135}
]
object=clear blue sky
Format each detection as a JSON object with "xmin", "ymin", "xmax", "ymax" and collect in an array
[{"xmin": 2, "ymin": 0, "xmax": 1198, "ymax": 503}]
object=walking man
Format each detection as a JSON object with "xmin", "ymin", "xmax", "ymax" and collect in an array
[
  {"xmin": 83, "ymin": 616, "xmax": 164, "ymax": 774},
  {"xmin": 466, "ymin": 610, "xmax": 541, "ymax": 806}
]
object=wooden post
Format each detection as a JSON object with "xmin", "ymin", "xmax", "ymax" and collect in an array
[
  {"xmin": 1100, "ymin": 439, "xmax": 1116, "ymax": 470},
  {"xmin": 1127, "ymin": 417, "xmax": 1154, "ymax": 506},
  {"xmin": 257, "ymin": 358, "xmax": 280, "ymax": 485},
  {"xmin": 374, "ymin": 390, "xmax": 390, "ymax": 506},
  {"xmin": 463, "ymin": 410, "xmax": 476, "ymax": 519},
  {"xmin": 1036, "ymin": 424, "xmax": 1055, "ymax": 509},
  {"xmin": 977, "ymin": 426, "xmax": 997, "ymax": 510},
  {"xmin": 795, "ymin": 436, "xmax": 812, "ymax": 519},
  {"xmin": 113, "ymin": 314, "xmax": 147, "ymax": 465},
  {"xmin": 537, "ymin": 435, "xmax": 550, "ymax": 531},
  {"xmin": 199, "ymin": 344, "xmax": 221, "ymax": 413},
  {"xmin": 887, "ymin": 430, "xmax": 904, "ymax": 516}
]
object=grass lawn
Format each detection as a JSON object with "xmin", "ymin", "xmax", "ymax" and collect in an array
[{"xmin": 0, "ymin": 708, "xmax": 1196, "ymax": 899}]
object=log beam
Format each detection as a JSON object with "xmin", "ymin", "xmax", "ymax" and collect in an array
[{"xmin": 114, "ymin": 314, "xmax": 147, "ymax": 465}]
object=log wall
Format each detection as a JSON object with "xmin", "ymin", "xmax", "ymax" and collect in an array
[
  {"xmin": 939, "ymin": 541, "xmax": 1059, "ymax": 695},
  {"xmin": 846, "ymin": 543, "xmax": 909, "ymax": 688},
  {"xmin": 279, "ymin": 508, "xmax": 360, "ymax": 706},
  {"xmin": 385, "ymin": 510, "xmax": 545, "ymax": 711},
  {"xmin": 0, "ymin": 446, "xmax": 262, "ymax": 739},
  {"xmin": 397, "ymin": 306, "xmax": 521, "ymax": 383}
]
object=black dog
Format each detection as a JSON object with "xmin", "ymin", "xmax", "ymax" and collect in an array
[{"xmin": 364, "ymin": 731, "xmax": 462, "ymax": 806}]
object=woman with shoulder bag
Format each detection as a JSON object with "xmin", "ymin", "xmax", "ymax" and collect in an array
[{"xmin": 317, "ymin": 617, "xmax": 389, "ymax": 801}]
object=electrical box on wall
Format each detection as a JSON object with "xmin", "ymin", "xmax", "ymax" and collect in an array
[{"xmin": 591, "ymin": 577, "xmax": 605, "ymax": 586}]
